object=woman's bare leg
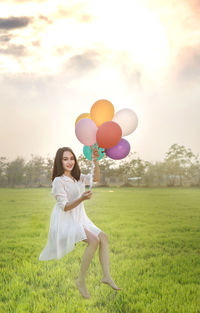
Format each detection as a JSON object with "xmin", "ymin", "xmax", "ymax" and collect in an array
[
  {"xmin": 98, "ymin": 232, "xmax": 121, "ymax": 291},
  {"xmin": 76, "ymin": 227, "xmax": 99, "ymax": 298}
]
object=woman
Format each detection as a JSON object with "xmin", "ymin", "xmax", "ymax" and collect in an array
[{"xmin": 39, "ymin": 146, "xmax": 121, "ymax": 298}]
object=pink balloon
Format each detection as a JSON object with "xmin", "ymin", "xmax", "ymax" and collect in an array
[{"xmin": 75, "ymin": 118, "xmax": 97, "ymax": 146}]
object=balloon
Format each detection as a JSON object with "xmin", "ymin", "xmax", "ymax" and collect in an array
[
  {"xmin": 75, "ymin": 113, "xmax": 91, "ymax": 126},
  {"xmin": 75, "ymin": 118, "xmax": 97, "ymax": 146},
  {"xmin": 112, "ymin": 108, "xmax": 138, "ymax": 136},
  {"xmin": 96, "ymin": 121, "xmax": 122, "ymax": 149},
  {"xmin": 83, "ymin": 143, "xmax": 105, "ymax": 161},
  {"xmin": 90, "ymin": 99, "xmax": 115, "ymax": 127},
  {"xmin": 106, "ymin": 138, "xmax": 130, "ymax": 160}
]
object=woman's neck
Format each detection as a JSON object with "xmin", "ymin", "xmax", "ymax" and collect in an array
[
  {"xmin": 63, "ymin": 171, "xmax": 76, "ymax": 182},
  {"xmin": 63, "ymin": 171, "xmax": 72, "ymax": 177}
]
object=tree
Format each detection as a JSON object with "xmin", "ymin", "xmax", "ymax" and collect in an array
[
  {"xmin": 0, "ymin": 157, "xmax": 8, "ymax": 187},
  {"xmin": 77, "ymin": 154, "xmax": 91, "ymax": 174},
  {"xmin": 186, "ymin": 155, "xmax": 200, "ymax": 187},
  {"xmin": 143, "ymin": 161, "xmax": 166, "ymax": 187},
  {"xmin": 130, "ymin": 157, "xmax": 147, "ymax": 186},
  {"xmin": 24, "ymin": 155, "xmax": 46, "ymax": 187},
  {"xmin": 6, "ymin": 157, "xmax": 25, "ymax": 187},
  {"xmin": 114, "ymin": 153, "xmax": 147, "ymax": 185},
  {"xmin": 164, "ymin": 144, "xmax": 197, "ymax": 186},
  {"xmin": 98, "ymin": 156, "xmax": 115, "ymax": 185},
  {"xmin": 45, "ymin": 157, "xmax": 54, "ymax": 184}
]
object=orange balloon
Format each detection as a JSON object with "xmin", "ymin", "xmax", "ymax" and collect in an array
[
  {"xmin": 96, "ymin": 121, "xmax": 122, "ymax": 149},
  {"xmin": 75, "ymin": 113, "xmax": 91, "ymax": 126},
  {"xmin": 90, "ymin": 99, "xmax": 114, "ymax": 127}
]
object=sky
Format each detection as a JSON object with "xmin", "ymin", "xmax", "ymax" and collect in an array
[{"xmin": 0, "ymin": 0, "xmax": 200, "ymax": 163}]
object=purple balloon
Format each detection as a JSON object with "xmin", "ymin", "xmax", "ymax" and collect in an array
[{"xmin": 106, "ymin": 138, "xmax": 130, "ymax": 160}]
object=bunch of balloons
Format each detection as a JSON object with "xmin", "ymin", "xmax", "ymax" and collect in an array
[{"xmin": 75, "ymin": 99, "xmax": 138, "ymax": 160}]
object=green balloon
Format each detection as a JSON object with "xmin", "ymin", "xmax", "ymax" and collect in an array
[
  {"xmin": 83, "ymin": 145, "xmax": 92, "ymax": 160},
  {"xmin": 83, "ymin": 143, "xmax": 104, "ymax": 161}
]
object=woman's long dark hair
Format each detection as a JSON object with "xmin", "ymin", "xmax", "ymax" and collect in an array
[{"xmin": 51, "ymin": 147, "xmax": 81, "ymax": 182}]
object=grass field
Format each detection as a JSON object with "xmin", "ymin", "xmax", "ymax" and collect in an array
[{"xmin": 0, "ymin": 187, "xmax": 200, "ymax": 313}]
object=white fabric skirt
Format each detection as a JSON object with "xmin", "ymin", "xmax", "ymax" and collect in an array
[{"xmin": 39, "ymin": 204, "xmax": 102, "ymax": 261}]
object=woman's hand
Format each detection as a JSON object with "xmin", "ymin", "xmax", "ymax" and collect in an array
[
  {"xmin": 92, "ymin": 148, "xmax": 99, "ymax": 162},
  {"xmin": 81, "ymin": 190, "xmax": 92, "ymax": 201}
]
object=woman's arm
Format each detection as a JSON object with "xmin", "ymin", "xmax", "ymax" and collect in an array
[
  {"xmin": 64, "ymin": 191, "xmax": 92, "ymax": 212},
  {"xmin": 92, "ymin": 148, "xmax": 100, "ymax": 182},
  {"xmin": 93, "ymin": 161, "xmax": 100, "ymax": 182},
  {"xmin": 52, "ymin": 178, "xmax": 92, "ymax": 212}
]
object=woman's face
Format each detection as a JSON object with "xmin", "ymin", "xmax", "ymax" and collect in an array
[{"xmin": 62, "ymin": 151, "xmax": 75, "ymax": 173}]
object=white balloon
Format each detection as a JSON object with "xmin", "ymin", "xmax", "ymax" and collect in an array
[{"xmin": 112, "ymin": 108, "xmax": 138, "ymax": 136}]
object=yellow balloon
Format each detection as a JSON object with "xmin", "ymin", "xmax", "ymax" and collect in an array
[
  {"xmin": 90, "ymin": 99, "xmax": 115, "ymax": 127},
  {"xmin": 75, "ymin": 113, "xmax": 91, "ymax": 126}
]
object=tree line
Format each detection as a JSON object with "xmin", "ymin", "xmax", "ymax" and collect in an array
[{"xmin": 0, "ymin": 144, "xmax": 199, "ymax": 188}]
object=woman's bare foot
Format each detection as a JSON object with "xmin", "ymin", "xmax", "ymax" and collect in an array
[
  {"xmin": 101, "ymin": 277, "xmax": 121, "ymax": 291},
  {"xmin": 75, "ymin": 279, "xmax": 91, "ymax": 299}
]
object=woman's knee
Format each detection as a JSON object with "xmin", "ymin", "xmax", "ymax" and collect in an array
[
  {"xmin": 98, "ymin": 232, "xmax": 109, "ymax": 244},
  {"xmin": 90, "ymin": 235, "xmax": 99, "ymax": 248},
  {"xmin": 83, "ymin": 227, "xmax": 99, "ymax": 247}
]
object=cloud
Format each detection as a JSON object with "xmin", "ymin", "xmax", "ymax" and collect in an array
[
  {"xmin": 0, "ymin": 44, "xmax": 27, "ymax": 56},
  {"xmin": 9, "ymin": 0, "xmax": 47, "ymax": 2},
  {"xmin": 64, "ymin": 50, "xmax": 100, "ymax": 74},
  {"xmin": 116, "ymin": 56, "xmax": 143, "ymax": 89},
  {"xmin": 0, "ymin": 59, "xmax": 200, "ymax": 163},
  {"xmin": 174, "ymin": 45, "xmax": 200, "ymax": 81},
  {"xmin": 124, "ymin": 68, "xmax": 142, "ymax": 89},
  {"xmin": 79, "ymin": 14, "xmax": 94, "ymax": 23},
  {"xmin": 38, "ymin": 15, "xmax": 53, "ymax": 24},
  {"xmin": 0, "ymin": 34, "xmax": 12, "ymax": 42},
  {"xmin": 55, "ymin": 4, "xmax": 95, "ymax": 23},
  {"xmin": 187, "ymin": 0, "xmax": 200, "ymax": 14},
  {"xmin": 0, "ymin": 16, "xmax": 32, "ymax": 29}
]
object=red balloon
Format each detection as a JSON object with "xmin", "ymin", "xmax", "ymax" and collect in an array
[{"xmin": 96, "ymin": 121, "xmax": 122, "ymax": 149}]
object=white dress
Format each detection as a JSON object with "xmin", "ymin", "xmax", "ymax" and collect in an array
[{"xmin": 39, "ymin": 173, "xmax": 102, "ymax": 261}]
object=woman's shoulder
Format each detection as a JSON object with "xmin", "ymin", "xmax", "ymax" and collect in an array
[
  {"xmin": 53, "ymin": 176, "xmax": 62, "ymax": 182},
  {"xmin": 51, "ymin": 176, "xmax": 67, "ymax": 195},
  {"xmin": 52, "ymin": 176, "xmax": 64, "ymax": 185}
]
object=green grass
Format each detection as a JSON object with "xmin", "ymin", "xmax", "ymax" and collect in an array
[{"xmin": 0, "ymin": 187, "xmax": 200, "ymax": 313}]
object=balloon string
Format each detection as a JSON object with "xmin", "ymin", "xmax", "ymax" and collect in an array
[
  {"xmin": 89, "ymin": 160, "xmax": 95, "ymax": 190},
  {"xmin": 90, "ymin": 142, "xmax": 98, "ymax": 151}
]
